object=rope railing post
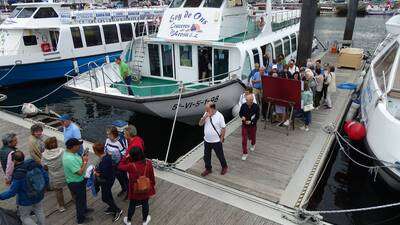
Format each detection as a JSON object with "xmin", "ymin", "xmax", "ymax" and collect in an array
[{"xmin": 164, "ymin": 81, "xmax": 184, "ymax": 165}]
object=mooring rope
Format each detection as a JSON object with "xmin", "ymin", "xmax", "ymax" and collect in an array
[{"xmin": 0, "ymin": 64, "xmax": 16, "ymax": 82}]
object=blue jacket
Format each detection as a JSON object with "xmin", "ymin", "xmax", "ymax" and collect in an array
[{"xmin": 0, "ymin": 159, "xmax": 49, "ymax": 206}]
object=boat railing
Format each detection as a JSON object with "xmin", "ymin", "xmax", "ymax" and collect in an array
[
  {"xmin": 271, "ymin": 10, "xmax": 301, "ymax": 31},
  {"xmin": 77, "ymin": 66, "xmax": 242, "ymax": 97}
]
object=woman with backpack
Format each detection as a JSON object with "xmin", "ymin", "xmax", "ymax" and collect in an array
[
  {"xmin": 119, "ymin": 147, "xmax": 155, "ymax": 225},
  {"xmin": 42, "ymin": 137, "xmax": 66, "ymax": 213}
]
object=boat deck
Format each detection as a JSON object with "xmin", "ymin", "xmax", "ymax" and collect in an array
[
  {"xmin": 175, "ymin": 52, "xmax": 361, "ymax": 208},
  {"xmin": 0, "ymin": 111, "xmax": 280, "ymax": 225}
]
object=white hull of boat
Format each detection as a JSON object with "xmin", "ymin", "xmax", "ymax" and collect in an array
[{"xmin": 65, "ymin": 79, "xmax": 245, "ymax": 124}]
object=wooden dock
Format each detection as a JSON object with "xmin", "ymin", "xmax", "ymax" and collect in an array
[
  {"xmin": 0, "ymin": 112, "xmax": 280, "ymax": 225},
  {"xmin": 176, "ymin": 52, "xmax": 360, "ymax": 211}
]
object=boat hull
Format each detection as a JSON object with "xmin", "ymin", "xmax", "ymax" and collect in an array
[
  {"xmin": 0, "ymin": 51, "xmax": 122, "ymax": 87},
  {"xmin": 66, "ymin": 79, "xmax": 245, "ymax": 124}
]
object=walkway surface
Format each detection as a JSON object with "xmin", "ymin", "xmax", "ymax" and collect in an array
[
  {"xmin": 177, "ymin": 52, "xmax": 361, "ymax": 209},
  {"xmin": 0, "ymin": 112, "xmax": 280, "ymax": 225}
]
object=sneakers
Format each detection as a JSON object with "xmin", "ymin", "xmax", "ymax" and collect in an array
[
  {"xmin": 250, "ymin": 145, "xmax": 255, "ymax": 152},
  {"xmin": 283, "ymin": 120, "xmax": 290, "ymax": 126},
  {"xmin": 113, "ymin": 209, "xmax": 123, "ymax": 222},
  {"xmin": 123, "ymin": 217, "xmax": 131, "ymax": 225},
  {"xmin": 300, "ymin": 126, "xmax": 309, "ymax": 132},
  {"xmin": 104, "ymin": 208, "xmax": 114, "ymax": 215},
  {"xmin": 201, "ymin": 169, "xmax": 212, "ymax": 177},
  {"xmin": 58, "ymin": 207, "xmax": 66, "ymax": 213},
  {"xmin": 78, "ymin": 217, "xmax": 93, "ymax": 224},
  {"xmin": 143, "ymin": 215, "xmax": 151, "ymax": 225},
  {"xmin": 241, "ymin": 154, "xmax": 248, "ymax": 161},
  {"xmin": 221, "ymin": 167, "xmax": 228, "ymax": 175}
]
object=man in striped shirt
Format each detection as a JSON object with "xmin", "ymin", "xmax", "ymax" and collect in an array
[{"xmin": 105, "ymin": 127, "xmax": 128, "ymax": 198}]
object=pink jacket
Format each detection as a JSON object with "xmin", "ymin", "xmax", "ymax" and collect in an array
[{"xmin": 5, "ymin": 151, "xmax": 14, "ymax": 182}]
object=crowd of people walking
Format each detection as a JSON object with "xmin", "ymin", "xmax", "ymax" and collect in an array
[{"xmin": 0, "ymin": 116, "xmax": 154, "ymax": 225}]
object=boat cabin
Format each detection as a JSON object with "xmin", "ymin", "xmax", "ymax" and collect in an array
[{"xmin": 136, "ymin": 0, "xmax": 300, "ymax": 85}]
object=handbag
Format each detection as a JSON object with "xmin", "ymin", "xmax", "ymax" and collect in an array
[
  {"xmin": 303, "ymin": 104, "xmax": 314, "ymax": 112},
  {"xmin": 132, "ymin": 161, "xmax": 151, "ymax": 194}
]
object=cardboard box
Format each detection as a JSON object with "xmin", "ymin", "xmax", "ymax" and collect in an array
[{"xmin": 337, "ymin": 48, "xmax": 363, "ymax": 70}]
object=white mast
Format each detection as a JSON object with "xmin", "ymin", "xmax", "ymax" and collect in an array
[{"xmin": 265, "ymin": 0, "xmax": 272, "ymax": 33}]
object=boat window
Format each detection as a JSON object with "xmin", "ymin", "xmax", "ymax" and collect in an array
[
  {"xmin": 119, "ymin": 23, "xmax": 133, "ymax": 42},
  {"xmin": 17, "ymin": 7, "xmax": 37, "ymax": 18},
  {"xmin": 283, "ymin": 36, "xmax": 291, "ymax": 56},
  {"xmin": 148, "ymin": 44, "xmax": 161, "ymax": 76},
  {"xmin": 103, "ymin": 24, "xmax": 119, "ymax": 44},
  {"xmin": 49, "ymin": 30, "xmax": 59, "ymax": 51},
  {"xmin": 33, "ymin": 7, "xmax": 58, "ymax": 19},
  {"xmin": 83, "ymin": 26, "xmax": 103, "ymax": 47},
  {"xmin": 23, "ymin": 35, "xmax": 37, "ymax": 46},
  {"xmin": 169, "ymin": 0, "xmax": 185, "ymax": 8},
  {"xmin": 241, "ymin": 52, "xmax": 251, "ymax": 81},
  {"xmin": 135, "ymin": 22, "xmax": 145, "ymax": 38},
  {"xmin": 10, "ymin": 8, "xmax": 22, "ymax": 18},
  {"xmin": 70, "ymin": 27, "xmax": 83, "ymax": 48},
  {"xmin": 184, "ymin": 0, "xmax": 202, "ymax": 7},
  {"xmin": 204, "ymin": 0, "xmax": 224, "ymax": 8},
  {"xmin": 147, "ymin": 21, "xmax": 157, "ymax": 35},
  {"xmin": 214, "ymin": 49, "xmax": 229, "ymax": 80},
  {"xmin": 162, "ymin": 45, "xmax": 174, "ymax": 78},
  {"xmin": 290, "ymin": 33, "xmax": 297, "ymax": 53},
  {"xmin": 374, "ymin": 42, "xmax": 398, "ymax": 91},
  {"xmin": 252, "ymin": 49, "xmax": 260, "ymax": 65},
  {"xmin": 227, "ymin": 0, "xmax": 242, "ymax": 7},
  {"xmin": 179, "ymin": 45, "xmax": 192, "ymax": 67},
  {"xmin": 274, "ymin": 40, "xmax": 283, "ymax": 59}
]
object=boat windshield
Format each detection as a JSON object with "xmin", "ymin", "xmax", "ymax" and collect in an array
[
  {"xmin": 184, "ymin": 0, "xmax": 203, "ymax": 7},
  {"xmin": 204, "ymin": 0, "xmax": 224, "ymax": 8},
  {"xmin": 17, "ymin": 7, "xmax": 37, "ymax": 18},
  {"xmin": 169, "ymin": 0, "xmax": 185, "ymax": 8},
  {"xmin": 10, "ymin": 7, "xmax": 22, "ymax": 18},
  {"xmin": 373, "ymin": 42, "xmax": 398, "ymax": 92}
]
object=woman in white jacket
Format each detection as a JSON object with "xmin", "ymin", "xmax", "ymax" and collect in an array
[
  {"xmin": 324, "ymin": 66, "xmax": 336, "ymax": 109},
  {"xmin": 43, "ymin": 137, "xmax": 66, "ymax": 212}
]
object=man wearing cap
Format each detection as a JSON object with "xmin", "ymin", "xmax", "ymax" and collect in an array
[
  {"xmin": 60, "ymin": 114, "xmax": 83, "ymax": 156},
  {"xmin": 63, "ymin": 138, "xmax": 92, "ymax": 224},
  {"xmin": 115, "ymin": 57, "xmax": 133, "ymax": 96}
]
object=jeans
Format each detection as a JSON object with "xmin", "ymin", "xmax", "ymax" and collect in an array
[
  {"xmin": 68, "ymin": 181, "xmax": 87, "ymax": 224},
  {"xmin": 241, "ymin": 125, "xmax": 256, "ymax": 154},
  {"xmin": 314, "ymin": 91, "xmax": 323, "ymax": 107},
  {"xmin": 124, "ymin": 76, "xmax": 133, "ymax": 95},
  {"xmin": 303, "ymin": 110, "xmax": 312, "ymax": 126},
  {"xmin": 127, "ymin": 199, "xmax": 149, "ymax": 222},
  {"xmin": 101, "ymin": 180, "xmax": 120, "ymax": 213},
  {"xmin": 115, "ymin": 167, "xmax": 128, "ymax": 192},
  {"xmin": 19, "ymin": 202, "xmax": 45, "ymax": 225},
  {"xmin": 203, "ymin": 141, "xmax": 228, "ymax": 171}
]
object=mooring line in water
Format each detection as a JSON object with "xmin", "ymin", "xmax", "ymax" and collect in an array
[
  {"xmin": 0, "ymin": 83, "xmax": 65, "ymax": 109},
  {"xmin": 0, "ymin": 64, "xmax": 16, "ymax": 82}
]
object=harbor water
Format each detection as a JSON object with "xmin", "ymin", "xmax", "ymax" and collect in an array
[{"xmin": 0, "ymin": 15, "xmax": 395, "ymax": 225}]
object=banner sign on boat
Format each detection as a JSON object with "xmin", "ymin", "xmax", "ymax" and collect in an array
[{"xmin": 157, "ymin": 8, "xmax": 221, "ymax": 41}]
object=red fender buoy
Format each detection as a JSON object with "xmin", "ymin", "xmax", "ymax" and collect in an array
[{"xmin": 348, "ymin": 122, "xmax": 366, "ymax": 141}]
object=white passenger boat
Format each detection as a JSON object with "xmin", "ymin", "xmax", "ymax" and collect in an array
[
  {"xmin": 0, "ymin": 2, "xmax": 165, "ymax": 86},
  {"xmin": 360, "ymin": 15, "xmax": 400, "ymax": 190},
  {"xmin": 65, "ymin": 0, "xmax": 302, "ymax": 123}
]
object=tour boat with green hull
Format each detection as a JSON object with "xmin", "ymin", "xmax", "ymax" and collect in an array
[{"xmin": 65, "ymin": 0, "xmax": 304, "ymax": 123}]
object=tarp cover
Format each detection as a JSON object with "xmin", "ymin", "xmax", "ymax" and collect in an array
[{"xmin": 0, "ymin": 207, "xmax": 21, "ymax": 225}]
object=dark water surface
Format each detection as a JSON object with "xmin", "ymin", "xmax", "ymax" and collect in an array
[
  {"xmin": 0, "ymin": 14, "xmax": 397, "ymax": 225},
  {"xmin": 310, "ymin": 15, "xmax": 400, "ymax": 225}
]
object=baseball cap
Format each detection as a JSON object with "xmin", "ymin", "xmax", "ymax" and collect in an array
[
  {"xmin": 66, "ymin": 138, "xmax": 83, "ymax": 149},
  {"xmin": 59, "ymin": 114, "xmax": 72, "ymax": 121}
]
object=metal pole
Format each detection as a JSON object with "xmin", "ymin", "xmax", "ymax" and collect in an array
[
  {"xmin": 343, "ymin": 0, "xmax": 359, "ymax": 43},
  {"xmin": 164, "ymin": 82, "xmax": 183, "ymax": 164}
]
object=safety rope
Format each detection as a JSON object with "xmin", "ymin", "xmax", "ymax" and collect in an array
[
  {"xmin": 302, "ymin": 200, "xmax": 400, "ymax": 215},
  {"xmin": 0, "ymin": 83, "xmax": 65, "ymax": 109},
  {"xmin": 0, "ymin": 64, "xmax": 16, "ymax": 82}
]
